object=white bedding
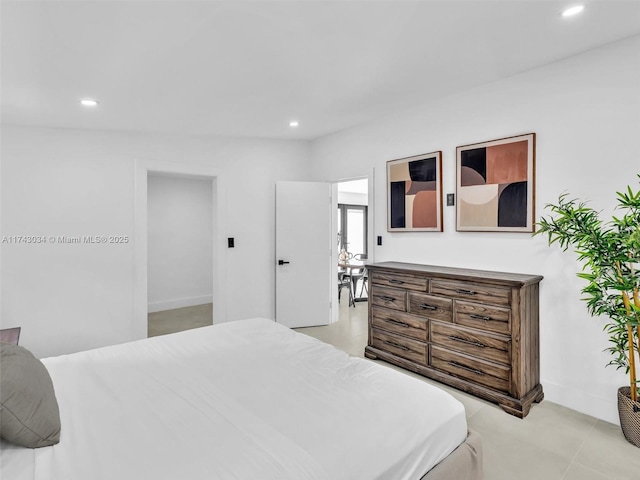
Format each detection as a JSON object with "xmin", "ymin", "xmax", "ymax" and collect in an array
[{"xmin": 1, "ymin": 318, "xmax": 467, "ymax": 480}]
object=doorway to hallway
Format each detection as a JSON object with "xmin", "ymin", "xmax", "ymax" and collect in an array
[{"xmin": 146, "ymin": 173, "xmax": 214, "ymax": 336}]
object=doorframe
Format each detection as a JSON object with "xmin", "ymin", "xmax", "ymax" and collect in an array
[
  {"xmin": 133, "ymin": 159, "xmax": 227, "ymax": 340},
  {"xmin": 330, "ymin": 169, "xmax": 374, "ymax": 323}
]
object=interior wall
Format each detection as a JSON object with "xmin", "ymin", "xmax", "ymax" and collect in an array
[
  {"xmin": 0, "ymin": 126, "xmax": 312, "ymax": 358},
  {"xmin": 147, "ymin": 174, "xmax": 213, "ymax": 313},
  {"xmin": 310, "ymin": 35, "xmax": 640, "ymax": 424},
  {"xmin": 337, "ymin": 191, "xmax": 367, "ymax": 205}
]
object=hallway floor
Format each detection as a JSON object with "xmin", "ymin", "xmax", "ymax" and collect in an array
[{"xmin": 147, "ymin": 303, "xmax": 213, "ymax": 337}]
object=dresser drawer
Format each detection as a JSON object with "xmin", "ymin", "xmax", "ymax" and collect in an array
[
  {"xmin": 370, "ymin": 285, "xmax": 406, "ymax": 311},
  {"xmin": 455, "ymin": 300, "xmax": 511, "ymax": 335},
  {"xmin": 370, "ymin": 271, "xmax": 428, "ymax": 292},
  {"xmin": 371, "ymin": 307, "xmax": 428, "ymax": 342},
  {"xmin": 431, "ymin": 322, "xmax": 510, "ymax": 365},
  {"xmin": 431, "ymin": 280, "xmax": 510, "ymax": 306},
  {"xmin": 431, "ymin": 346, "xmax": 511, "ymax": 393},
  {"xmin": 408, "ymin": 293, "xmax": 452, "ymax": 322},
  {"xmin": 372, "ymin": 329, "xmax": 427, "ymax": 365}
]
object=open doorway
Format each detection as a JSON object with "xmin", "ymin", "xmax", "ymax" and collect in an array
[
  {"xmin": 146, "ymin": 173, "xmax": 214, "ymax": 336},
  {"xmin": 336, "ymin": 178, "xmax": 369, "ymax": 314}
]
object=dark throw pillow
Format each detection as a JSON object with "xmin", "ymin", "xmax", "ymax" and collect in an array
[{"xmin": 0, "ymin": 343, "xmax": 61, "ymax": 448}]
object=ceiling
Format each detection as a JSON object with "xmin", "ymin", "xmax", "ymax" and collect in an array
[{"xmin": 2, "ymin": 0, "xmax": 640, "ymax": 140}]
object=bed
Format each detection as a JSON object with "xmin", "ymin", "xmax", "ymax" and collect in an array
[{"xmin": 0, "ymin": 318, "xmax": 482, "ymax": 479}]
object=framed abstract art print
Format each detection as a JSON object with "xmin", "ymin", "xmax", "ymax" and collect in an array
[
  {"xmin": 387, "ymin": 151, "xmax": 443, "ymax": 232},
  {"xmin": 456, "ymin": 133, "xmax": 535, "ymax": 232}
]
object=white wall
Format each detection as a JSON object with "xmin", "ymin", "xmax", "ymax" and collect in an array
[
  {"xmin": 310, "ymin": 35, "xmax": 640, "ymax": 424},
  {"xmin": 147, "ymin": 174, "xmax": 213, "ymax": 313},
  {"xmin": 0, "ymin": 126, "xmax": 312, "ymax": 358},
  {"xmin": 337, "ymin": 191, "xmax": 367, "ymax": 206}
]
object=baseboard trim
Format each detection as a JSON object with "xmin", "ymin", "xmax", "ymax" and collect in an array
[
  {"xmin": 543, "ymin": 380, "xmax": 620, "ymax": 425},
  {"xmin": 148, "ymin": 295, "xmax": 213, "ymax": 313}
]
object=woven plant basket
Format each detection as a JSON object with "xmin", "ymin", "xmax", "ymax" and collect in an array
[{"xmin": 617, "ymin": 387, "xmax": 640, "ymax": 448}]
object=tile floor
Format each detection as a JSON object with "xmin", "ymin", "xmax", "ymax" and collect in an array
[{"xmin": 296, "ymin": 298, "xmax": 640, "ymax": 480}]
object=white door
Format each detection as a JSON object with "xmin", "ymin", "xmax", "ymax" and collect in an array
[{"xmin": 276, "ymin": 181, "xmax": 332, "ymax": 328}]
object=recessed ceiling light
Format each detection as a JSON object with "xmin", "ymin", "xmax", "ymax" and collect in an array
[
  {"xmin": 289, "ymin": 121, "xmax": 299, "ymax": 128},
  {"xmin": 562, "ymin": 5, "xmax": 585, "ymax": 17},
  {"xmin": 80, "ymin": 99, "xmax": 99, "ymax": 107}
]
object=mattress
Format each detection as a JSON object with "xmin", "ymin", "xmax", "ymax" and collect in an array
[{"xmin": 1, "ymin": 318, "xmax": 468, "ymax": 480}]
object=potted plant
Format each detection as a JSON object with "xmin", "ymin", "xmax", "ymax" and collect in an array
[{"xmin": 536, "ymin": 175, "xmax": 640, "ymax": 447}]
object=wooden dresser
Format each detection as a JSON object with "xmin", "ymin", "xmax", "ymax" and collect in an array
[{"xmin": 365, "ymin": 261, "xmax": 543, "ymax": 418}]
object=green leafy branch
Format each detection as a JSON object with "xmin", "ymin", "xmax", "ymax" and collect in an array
[{"xmin": 535, "ymin": 175, "xmax": 640, "ymax": 399}]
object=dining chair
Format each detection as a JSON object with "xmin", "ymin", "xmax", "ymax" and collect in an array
[
  {"xmin": 351, "ymin": 253, "xmax": 368, "ymax": 294},
  {"xmin": 359, "ymin": 266, "xmax": 369, "ymax": 297},
  {"xmin": 338, "ymin": 270, "xmax": 353, "ymax": 305},
  {"xmin": 347, "ymin": 267, "xmax": 366, "ymax": 306}
]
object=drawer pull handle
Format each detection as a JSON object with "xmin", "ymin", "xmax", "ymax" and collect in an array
[
  {"xmin": 388, "ymin": 279, "xmax": 405, "ymax": 284},
  {"xmin": 383, "ymin": 340, "xmax": 409, "ymax": 351},
  {"xmin": 387, "ymin": 319, "xmax": 409, "ymax": 328},
  {"xmin": 448, "ymin": 335, "xmax": 486, "ymax": 348},
  {"xmin": 448, "ymin": 361, "xmax": 485, "ymax": 376},
  {"xmin": 378, "ymin": 295, "xmax": 396, "ymax": 302},
  {"xmin": 419, "ymin": 303, "xmax": 437, "ymax": 311},
  {"xmin": 469, "ymin": 314, "xmax": 491, "ymax": 321},
  {"xmin": 456, "ymin": 289, "xmax": 476, "ymax": 295}
]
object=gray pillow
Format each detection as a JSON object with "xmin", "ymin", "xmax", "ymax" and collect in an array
[{"xmin": 0, "ymin": 343, "xmax": 61, "ymax": 448}]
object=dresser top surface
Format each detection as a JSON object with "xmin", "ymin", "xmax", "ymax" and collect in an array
[{"xmin": 367, "ymin": 261, "xmax": 543, "ymax": 286}]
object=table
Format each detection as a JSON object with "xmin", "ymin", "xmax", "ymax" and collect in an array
[{"xmin": 338, "ymin": 260, "xmax": 368, "ymax": 306}]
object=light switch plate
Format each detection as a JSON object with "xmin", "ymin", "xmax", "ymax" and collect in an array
[{"xmin": 446, "ymin": 193, "xmax": 455, "ymax": 206}]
